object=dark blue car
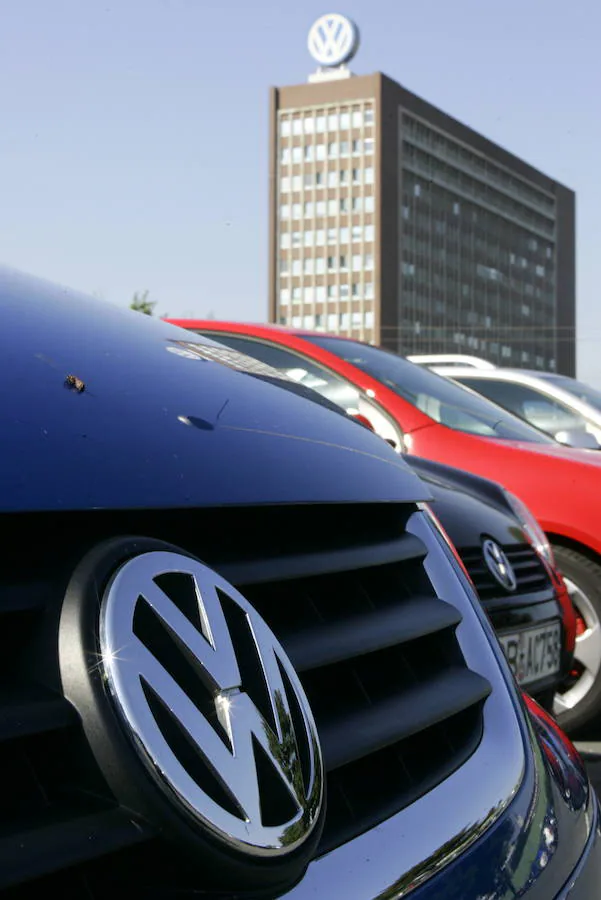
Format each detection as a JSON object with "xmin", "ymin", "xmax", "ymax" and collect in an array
[{"xmin": 0, "ymin": 265, "xmax": 599, "ymax": 898}]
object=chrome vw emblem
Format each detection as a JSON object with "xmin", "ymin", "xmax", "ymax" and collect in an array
[
  {"xmin": 99, "ymin": 551, "xmax": 323, "ymax": 855},
  {"xmin": 307, "ymin": 14, "xmax": 360, "ymax": 67},
  {"xmin": 483, "ymin": 539, "xmax": 517, "ymax": 592}
]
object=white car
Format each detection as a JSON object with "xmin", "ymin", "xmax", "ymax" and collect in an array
[{"xmin": 408, "ymin": 354, "xmax": 601, "ymax": 449}]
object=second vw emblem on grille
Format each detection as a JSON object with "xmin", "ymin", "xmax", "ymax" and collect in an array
[
  {"xmin": 99, "ymin": 550, "xmax": 323, "ymax": 855},
  {"xmin": 482, "ymin": 539, "xmax": 518, "ymax": 592}
]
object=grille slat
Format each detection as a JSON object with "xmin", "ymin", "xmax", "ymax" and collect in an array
[
  {"xmin": 0, "ymin": 686, "xmax": 75, "ymax": 743},
  {"xmin": 285, "ymin": 596, "xmax": 462, "ymax": 672},
  {"xmin": 318, "ymin": 668, "xmax": 491, "ymax": 772},
  {"xmin": 0, "ymin": 810, "xmax": 155, "ymax": 891},
  {"xmin": 220, "ymin": 533, "xmax": 426, "ymax": 586}
]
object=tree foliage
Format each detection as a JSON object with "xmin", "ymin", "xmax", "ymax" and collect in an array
[{"xmin": 130, "ymin": 290, "xmax": 156, "ymax": 316}]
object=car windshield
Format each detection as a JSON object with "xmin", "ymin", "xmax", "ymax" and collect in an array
[
  {"xmin": 543, "ymin": 375, "xmax": 601, "ymax": 412},
  {"xmin": 303, "ymin": 336, "xmax": 555, "ymax": 443}
]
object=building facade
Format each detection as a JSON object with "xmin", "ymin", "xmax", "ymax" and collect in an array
[{"xmin": 268, "ymin": 73, "xmax": 576, "ymax": 374}]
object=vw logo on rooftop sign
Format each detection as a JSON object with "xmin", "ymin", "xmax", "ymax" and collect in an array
[{"xmin": 308, "ymin": 14, "xmax": 360, "ymax": 68}]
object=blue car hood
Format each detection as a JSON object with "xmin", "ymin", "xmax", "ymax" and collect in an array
[{"xmin": 0, "ymin": 267, "xmax": 429, "ymax": 512}]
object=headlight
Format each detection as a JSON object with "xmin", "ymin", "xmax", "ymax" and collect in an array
[{"xmin": 502, "ymin": 490, "xmax": 554, "ymax": 567}]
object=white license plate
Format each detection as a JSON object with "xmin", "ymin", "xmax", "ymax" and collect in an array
[{"xmin": 498, "ymin": 621, "xmax": 562, "ymax": 686}]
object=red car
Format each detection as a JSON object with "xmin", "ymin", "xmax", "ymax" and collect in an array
[{"xmin": 167, "ymin": 320, "xmax": 601, "ymax": 735}]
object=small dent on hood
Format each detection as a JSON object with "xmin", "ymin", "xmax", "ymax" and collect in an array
[{"xmin": 65, "ymin": 374, "xmax": 86, "ymax": 393}]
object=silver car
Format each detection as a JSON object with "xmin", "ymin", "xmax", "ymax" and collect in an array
[{"xmin": 408, "ymin": 354, "xmax": 601, "ymax": 450}]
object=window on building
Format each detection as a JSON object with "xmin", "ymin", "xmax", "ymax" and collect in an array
[
  {"xmin": 364, "ymin": 253, "xmax": 374, "ymax": 269},
  {"xmin": 327, "ymin": 171, "xmax": 338, "ymax": 188},
  {"xmin": 327, "ymin": 227, "xmax": 337, "ymax": 244},
  {"xmin": 328, "ymin": 141, "xmax": 338, "ymax": 158},
  {"xmin": 280, "ymin": 288, "xmax": 290, "ymax": 304},
  {"xmin": 281, "ymin": 148, "xmax": 290, "ymax": 164},
  {"xmin": 352, "ymin": 168, "xmax": 361, "ymax": 184},
  {"xmin": 340, "ymin": 112, "xmax": 351, "ymax": 129},
  {"xmin": 339, "ymin": 141, "xmax": 349, "ymax": 156},
  {"xmin": 352, "ymin": 139, "xmax": 362, "ymax": 155},
  {"xmin": 327, "ymin": 285, "xmax": 337, "ymax": 298},
  {"xmin": 303, "ymin": 231, "xmax": 313, "ymax": 247},
  {"xmin": 292, "ymin": 287, "xmax": 301, "ymax": 301},
  {"xmin": 365, "ymin": 224, "xmax": 375, "ymax": 241},
  {"xmin": 280, "ymin": 233, "xmax": 290, "ymax": 249},
  {"xmin": 364, "ymin": 109, "xmax": 374, "ymax": 124},
  {"xmin": 365, "ymin": 311, "xmax": 374, "ymax": 328},
  {"xmin": 303, "ymin": 117, "xmax": 314, "ymax": 134},
  {"xmin": 327, "ymin": 256, "xmax": 336, "ymax": 270},
  {"xmin": 316, "ymin": 115, "xmax": 326, "ymax": 133},
  {"xmin": 328, "ymin": 114, "xmax": 338, "ymax": 130},
  {"xmin": 280, "ymin": 176, "xmax": 290, "ymax": 192},
  {"xmin": 340, "ymin": 254, "xmax": 348, "ymax": 269},
  {"xmin": 292, "ymin": 175, "xmax": 302, "ymax": 191},
  {"xmin": 292, "ymin": 203, "xmax": 302, "ymax": 219},
  {"xmin": 364, "ymin": 138, "xmax": 374, "ymax": 154},
  {"xmin": 292, "ymin": 259, "xmax": 302, "ymax": 276},
  {"xmin": 352, "ymin": 111, "xmax": 362, "ymax": 128},
  {"xmin": 303, "ymin": 258, "xmax": 314, "ymax": 274},
  {"xmin": 365, "ymin": 196, "xmax": 375, "ymax": 213},
  {"xmin": 280, "ymin": 119, "xmax": 291, "ymax": 137},
  {"xmin": 316, "ymin": 285, "xmax": 326, "ymax": 301},
  {"xmin": 292, "ymin": 147, "xmax": 302, "ymax": 164},
  {"xmin": 304, "ymin": 146, "xmax": 313, "ymax": 162},
  {"xmin": 328, "ymin": 199, "xmax": 338, "ymax": 216},
  {"xmin": 365, "ymin": 282, "xmax": 374, "ymax": 299},
  {"xmin": 315, "ymin": 258, "xmax": 325, "ymax": 274}
]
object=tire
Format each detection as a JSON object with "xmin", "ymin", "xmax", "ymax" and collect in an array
[{"xmin": 552, "ymin": 545, "xmax": 601, "ymax": 735}]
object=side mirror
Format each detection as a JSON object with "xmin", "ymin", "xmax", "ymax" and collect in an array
[
  {"xmin": 352, "ymin": 413, "xmax": 376, "ymax": 433},
  {"xmin": 555, "ymin": 429, "xmax": 601, "ymax": 450}
]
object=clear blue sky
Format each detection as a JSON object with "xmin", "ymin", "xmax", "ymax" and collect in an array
[{"xmin": 1, "ymin": 0, "xmax": 599, "ymax": 379}]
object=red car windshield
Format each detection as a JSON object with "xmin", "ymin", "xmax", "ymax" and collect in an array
[{"xmin": 304, "ymin": 336, "xmax": 555, "ymax": 444}]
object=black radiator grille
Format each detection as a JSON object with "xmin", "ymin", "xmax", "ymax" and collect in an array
[
  {"xmin": 0, "ymin": 505, "xmax": 491, "ymax": 895},
  {"xmin": 461, "ymin": 544, "xmax": 550, "ymax": 602}
]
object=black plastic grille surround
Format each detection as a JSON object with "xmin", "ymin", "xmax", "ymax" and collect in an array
[
  {"xmin": 0, "ymin": 504, "xmax": 491, "ymax": 896},
  {"xmin": 460, "ymin": 543, "xmax": 550, "ymax": 603}
]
